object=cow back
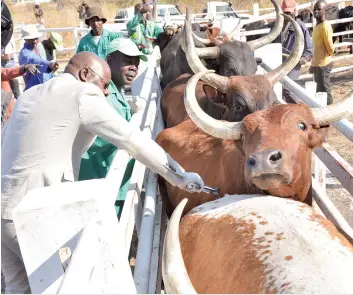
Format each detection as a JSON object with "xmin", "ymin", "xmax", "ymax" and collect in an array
[{"xmin": 179, "ymin": 195, "xmax": 353, "ymax": 293}]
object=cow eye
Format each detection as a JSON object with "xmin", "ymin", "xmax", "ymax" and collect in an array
[
  {"xmin": 297, "ymin": 122, "xmax": 307, "ymax": 131},
  {"xmin": 233, "ymin": 105, "xmax": 243, "ymax": 112}
]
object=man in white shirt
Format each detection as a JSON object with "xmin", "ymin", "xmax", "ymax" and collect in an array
[{"xmin": 1, "ymin": 51, "xmax": 204, "ymax": 293}]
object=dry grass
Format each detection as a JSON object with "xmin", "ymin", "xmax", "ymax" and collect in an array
[{"xmin": 10, "ymin": 0, "xmax": 312, "ymax": 47}]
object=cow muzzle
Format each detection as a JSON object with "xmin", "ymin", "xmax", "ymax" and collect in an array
[{"xmin": 245, "ymin": 149, "xmax": 292, "ymax": 190}]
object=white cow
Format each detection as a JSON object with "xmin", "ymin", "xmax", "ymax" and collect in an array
[{"xmin": 163, "ymin": 195, "xmax": 353, "ymax": 294}]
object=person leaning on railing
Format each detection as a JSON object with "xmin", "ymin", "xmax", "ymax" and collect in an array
[
  {"xmin": 76, "ymin": 7, "xmax": 123, "ymax": 59},
  {"xmin": 78, "ymin": 38, "xmax": 148, "ymax": 216},
  {"xmin": 127, "ymin": 3, "xmax": 164, "ymax": 55},
  {"xmin": 309, "ymin": 0, "xmax": 335, "ymax": 105},
  {"xmin": 1, "ymin": 51, "xmax": 204, "ymax": 294}
]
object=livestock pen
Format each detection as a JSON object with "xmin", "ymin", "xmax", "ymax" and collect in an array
[{"xmin": 7, "ymin": 3, "xmax": 353, "ymax": 293}]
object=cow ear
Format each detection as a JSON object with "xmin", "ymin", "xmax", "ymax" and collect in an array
[
  {"xmin": 308, "ymin": 125, "xmax": 330, "ymax": 148},
  {"xmin": 203, "ymin": 85, "xmax": 226, "ymax": 105}
]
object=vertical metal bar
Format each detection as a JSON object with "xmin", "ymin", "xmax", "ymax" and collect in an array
[{"xmin": 314, "ymin": 92, "xmax": 328, "ymax": 192}]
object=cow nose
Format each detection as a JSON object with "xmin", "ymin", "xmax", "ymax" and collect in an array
[
  {"xmin": 247, "ymin": 155, "xmax": 257, "ymax": 167},
  {"xmin": 247, "ymin": 149, "xmax": 284, "ymax": 169},
  {"xmin": 268, "ymin": 150, "xmax": 283, "ymax": 165}
]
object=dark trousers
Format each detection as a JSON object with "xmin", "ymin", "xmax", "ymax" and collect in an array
[
  {"xmin": 9, "ymin": 79, "xmax": 21, "ymax": 99},
  {"xmin": 283, "ymin": 68, "xmax": 301, "ymax": 103},
  {"xmin": 312, "ymin": 62, "xmax": 333, "ymax": 105}
]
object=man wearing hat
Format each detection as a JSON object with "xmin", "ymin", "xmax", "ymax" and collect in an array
[
  {"xmin": 127, "ymin": 3, "xmax": 164, "ymax": 54},
  {"xmin": 41, "ymin": 32, "xmax": 64, "ymax": 61},
  {"xmin": 76, "ymin": 7, "xmax": 123, "ymax": 59},
  {"xmin": 273, "ymin": 0, "xmax": 313, "ymax": 102},
  {"xmin": 78, "ymin": 38, "xmax": 148, "ymax": 215},
  {"xmin": 19, "ymin": 25, "xmax": 59, "ymax": 90}
]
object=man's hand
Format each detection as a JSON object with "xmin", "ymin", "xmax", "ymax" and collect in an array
[
  {"xmin": 177, "ymin": 172, "xmax": 204, "ymax": 194},
  {"xmin": 140, "ymin": 5, "xmax": 151, "ymax": 14},
  {"xmin": 138, "ymin": 43, "xmax": 148, "ymax": 50},
  {"xmin": 1, "ymin": 54, "xmax": 12, "ymax": 62},
  {"xmin": 299, "ymin": 57, "xmax": 308, "ymax": 66},
  {"xmin": 21, "ymin": 64, "xmax": 40, "ymax": 75},
  {"xmin": 49, "ymin": 61, "xmax": 59, "ymax": 72}
]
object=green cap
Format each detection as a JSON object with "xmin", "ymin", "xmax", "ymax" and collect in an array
[
  {"xmin": 49, "ymin": 32, "xmax": 64, "ymax": 51},
  {"xmin": 105, "ymin": 38, "xmax": 148, "ymax": 62}
]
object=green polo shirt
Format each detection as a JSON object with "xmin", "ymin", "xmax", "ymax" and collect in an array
[
  {"xmin": 79, "ymin": 81, "xmax": 134, "ymax": 217},
  {"xmin": 127, "ymin": 13, "xmax": 164, "ymax": 54},
  {"xmin": 76, "ymin": 29, "xmax": 123, "ymax": 59}
]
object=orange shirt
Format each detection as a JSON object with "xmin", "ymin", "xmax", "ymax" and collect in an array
[{"xmin": 1, "ymin": 67, "xmax": 24, "ymax": 122}]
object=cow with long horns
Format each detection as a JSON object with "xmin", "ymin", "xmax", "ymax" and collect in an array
[
  {"xmin": 160, "ymin": 0, "xmax": 284, "ymax": 89},
  {"xmin": 162, "ymin": 196, "xmax": 353, "ymax": 294},
  {"xmin": 157, "ymin": 69, "xmax": 353, "ymax": 215},
  {"xmin": 161, "ymin": 11, "xmax": 302, "ymax": 128}
]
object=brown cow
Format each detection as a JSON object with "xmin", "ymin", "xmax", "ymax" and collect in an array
[
  {"xmin": 156, "ymin": 71, "xmax": 353, "ymax": 216},
  {"xmin": 162, "ymin": 196, "xmax": 353, "ymax": 294},
  {"xmin": 160, "ymin": 0, "xmax": 284, "ymax": 89},
  {"xmin": 160, "ymin": 12, "xmax": 302, "ymax": 129}
]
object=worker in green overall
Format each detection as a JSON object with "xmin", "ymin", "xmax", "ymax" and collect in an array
[
  {"xmin": 127, "ymin": 3, "xmax": 164, "ymax": 54},
  {"xmin": 76, "ymin": 7, "xmax": 123, "ymax": 59},
  {"xmin": 78, "ymin": 38, "xmax": 148, "ymax": 217}
]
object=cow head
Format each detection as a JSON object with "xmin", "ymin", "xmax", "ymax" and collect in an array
[
  {"xmin": 182, "ymin": 12, "xmax": 303, "ymax": 122},
  {"xmin": 184, "ymin": 70, "xmax": 353, "ymax": 202},
  {"xmin": 164, "ymin": 23, "xmax": 182, "ymax": 37}
]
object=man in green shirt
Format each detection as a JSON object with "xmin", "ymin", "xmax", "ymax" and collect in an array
[
  {"xmin": 79, "ymin": 38, "xmax": 148, "ymax": 217},
  {"xmin": 76, "ymin": 7, "xmax": 123, "ymax": 59},
  {"xmin": 127, "ymin": 3, "xmax": 164, "ymax": 54}
]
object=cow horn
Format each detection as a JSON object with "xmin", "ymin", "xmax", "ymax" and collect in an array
[
  {"xmin": 265, "ymin": 14, "xmax": 304, "ymax": 85},
  {"xmin": 192, "ymin": 32, "xmax": 212, "ymax": 46},
  {"xmin": 247, "ymin": 0, "xmax": 284, "ymax": 51},
  {"xmin": 184, "ymin": 70, "xmax": 242, "ymax": 140},
  {"xmin": 312, "ymin": 93, "xmax": 353, "ymax": 126},
  {"xmin": 194, "ymin": 46, "xmax": 221, "ymax": 59},
  {"xmin": 162, "ymin": 198, "xmax": 197, "ymax": 294},
  {"xmin": 182, "ymin": 8, "xmax": 229, "ymax": 93}
]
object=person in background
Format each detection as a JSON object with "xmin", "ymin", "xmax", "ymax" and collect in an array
[
  {"xmin": 1, "ymin": 64, "xmax": 38, "ymax": 125},
  {"xmin": 19, "ymin": 25, "xmax": 58, "ymax": 91},
  {"xmin": 41, "ymin": 32, "xmax": 64, "ymax": 61},
  {"xmin": 1, "ymin": 40, "xmax": 21, "ymax": 99},
  {"xmin": 1, "ymin": 51, "xmax": 203, "ymax": 294},
  {"xmin": 79, "ymin": 38, "xmax": 148, "ymax": 216},
  {"xmin": 277, "ymin": 0, "xmax": 313, "ymax": 103},
  {"xmin": 77, "ymin": 0, "xmax": 89, "ymax": 28},
  {"xmin": 33, "ymin": 3, "xmax": 44, "ymax": 25},
  {"xmin": 309, "ymin": 0, "xmax": 335, "ymax": 105},
  {"xmin": 76, "ymin": 7, "xmax": 123, "ymax": 59},
  {"xmin": 127, "ymin": 3, "xmax": 164, "ymax": 54}
]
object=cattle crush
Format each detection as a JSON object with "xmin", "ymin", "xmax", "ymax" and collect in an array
[{"xmin": 8, "ymin": 0, "xmax": 353, "ymax": 293}]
